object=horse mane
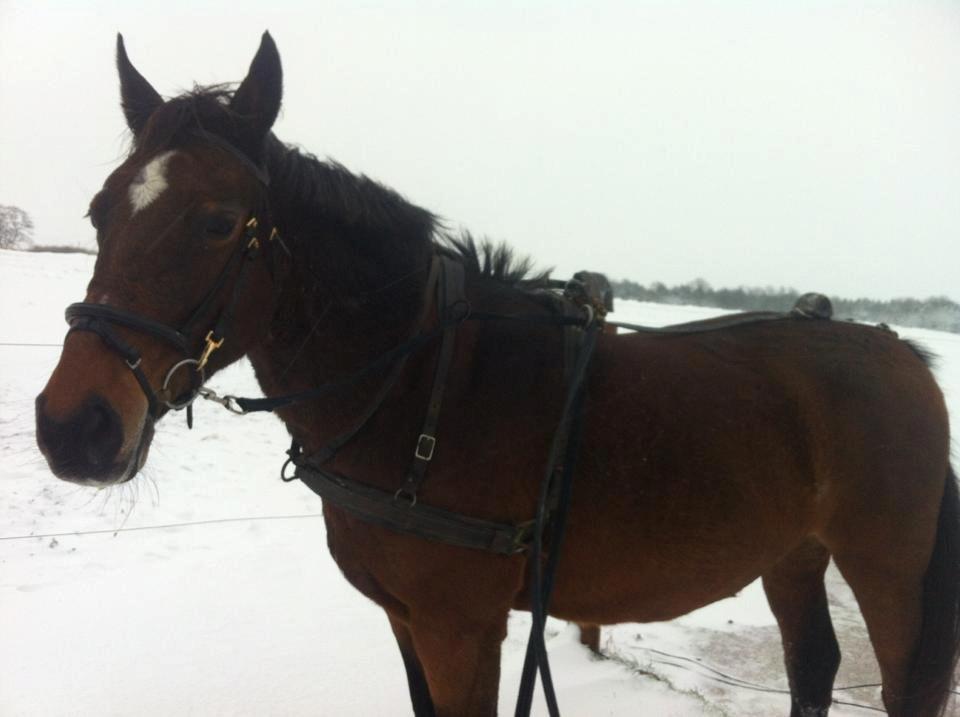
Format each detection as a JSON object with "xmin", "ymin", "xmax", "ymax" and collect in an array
[
  {"xmin": 131, "ymin": 85, "xmax": 549, "ymax": 290},
  {"xmin": 437, "ymin": 232, "xmax": 552, "ymax": 287}
]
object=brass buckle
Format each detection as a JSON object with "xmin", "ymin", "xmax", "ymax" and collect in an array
[
  {"xmin": 197, "ymin": 331, "xmax": 224, "ymax": 371},
  {"xmin": 244, "ymin": 217, "xmax": 260, "ymax": 250}
]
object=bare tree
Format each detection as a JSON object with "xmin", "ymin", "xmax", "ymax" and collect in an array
[{"xmin": 0, "ymin": 205, "xmax": 35, "ymax": 249}]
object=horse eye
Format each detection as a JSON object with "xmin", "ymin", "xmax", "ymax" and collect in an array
[{"xmin": 204, "ymin": 215, "xmax": 236, "ymax": 237}]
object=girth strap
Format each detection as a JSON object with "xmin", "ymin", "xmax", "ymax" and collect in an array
[{"xmin": 293, "ymin": 462, "xmax": 534, "ymax": 555}]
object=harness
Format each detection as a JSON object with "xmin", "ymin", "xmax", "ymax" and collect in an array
[
  {"xmin": 65, "ymin": 130, "xmax": 837, "ymax": 717},
  {"xmin": 276, "ymin": 254, "xmax": 596, "ymax": 556}
]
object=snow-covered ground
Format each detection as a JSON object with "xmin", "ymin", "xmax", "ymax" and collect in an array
[{"xmin": 3, "ymin": 248, "xmax": 959, "ymax": 716}]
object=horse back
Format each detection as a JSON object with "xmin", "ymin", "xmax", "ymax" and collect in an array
[{"xmin": 548, "ymin": 319, "xmax": 950, "ymax": 622}]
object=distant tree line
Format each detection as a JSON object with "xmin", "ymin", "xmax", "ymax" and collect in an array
[{"xmin": 611, "ymin": 278, "xmax": 960, "ymax": 334}]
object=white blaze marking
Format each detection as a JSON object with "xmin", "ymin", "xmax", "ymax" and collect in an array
[{"xmin": 128, "ymin": 151, "xmax": 177, "ymax": 214}]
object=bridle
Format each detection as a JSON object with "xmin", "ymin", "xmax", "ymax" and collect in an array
[{"xmin": 64, "ymin": 132, "xmax": 278, "ymax": 427}]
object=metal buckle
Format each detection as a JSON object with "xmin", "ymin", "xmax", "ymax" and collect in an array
[
  {"xmin": 197, "ymin": 331, "xmax": 224, "ymax": 371},
  {"xmin": 197, "ymin": 387, "xmax": 246, "ymax": 415},
  {"xmin": 414, "ymin": 434, "xmax": 436, "ymax": 461},
  {"xmin": 512, "ymin": 520, "xmax": 536, "ymax": 553},
  {"xmin": 161, "ymin": 358, "xmax": 205, "ymax": 410}
]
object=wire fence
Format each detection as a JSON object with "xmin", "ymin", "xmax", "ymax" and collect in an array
[{"xmin": 0, "ymin": 511, "xmax": 324, "ymax": 542}]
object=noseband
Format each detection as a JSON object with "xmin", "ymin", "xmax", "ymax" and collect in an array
[{"xmin": 65, "ymin": 134, "xmax": 277, "ymax": 426}]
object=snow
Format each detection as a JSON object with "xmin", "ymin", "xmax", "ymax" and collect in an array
[{"xmin": 2, "ymin": 248, "xmax": 958, "ymax": 716}]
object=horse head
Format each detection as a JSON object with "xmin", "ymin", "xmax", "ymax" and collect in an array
[{"xmin": 36, "ymin": 34, "xmax": 284, "ymax": 484}]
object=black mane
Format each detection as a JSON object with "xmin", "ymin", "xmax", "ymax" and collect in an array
[
  {"xmin": 438, "ymin": 232, "xmax": 551, "ymax": 287},
  {"xmin": 133, "ymin": 86, "xmax": 549, "ymax": 288}
]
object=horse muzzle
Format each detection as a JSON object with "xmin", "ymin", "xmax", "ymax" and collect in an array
[{"xmin": 35, "ymin": 391, "xmax": 153, "ymax": 485}]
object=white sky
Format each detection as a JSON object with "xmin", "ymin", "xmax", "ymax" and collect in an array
[{"xmin": 1, "ymin": 1, "xmax": 958, "ymax": 300}]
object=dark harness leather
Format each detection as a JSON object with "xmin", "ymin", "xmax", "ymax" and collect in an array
[{"xmin": 283, "ymin": 254, "xmax": 558, "ymax": 555}]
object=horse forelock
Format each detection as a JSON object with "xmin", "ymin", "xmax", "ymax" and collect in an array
[{"xmin": 131, "ymin": 86, "xmax": 240, "ymax": 158}]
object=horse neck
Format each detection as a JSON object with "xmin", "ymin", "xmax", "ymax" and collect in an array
[{"xmin": 246, "ymin": 157, "xmax": 435, "ymax": 440}]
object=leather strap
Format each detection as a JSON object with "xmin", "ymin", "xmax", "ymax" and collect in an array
[
  {"xmin": 608, "ymin": 310, "xmax": 799, "ymax": 335},
  {"xmin": 395, "ymin": 256, "xmax": 465, "ymax": 502},
  {"xmin": 308, "ymin": 256, "xmax": 444, "ymax": 466},
  {"xmin": 65, "ymin": 303, "xmax": 189, "ymax": 353},
  {"xmin": 294, "ymin": 461, "xmax": 533, "ymax": 555}
]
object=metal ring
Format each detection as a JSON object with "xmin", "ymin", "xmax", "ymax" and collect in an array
[
  {"xmin": 393, "ymin": 489, "xmax": 418, "ymax": 508},
  {"xmin": 280, "ymin": 457, "xmax": 298, "ymax": 482},
  {"xmin": 446, "ymin": 298, "xmax": 472, "ymax": 323},
  {"xmin": 161, "ymin": 358, "xmax": 206, "ymax": 410},
  {"xmin": 582, "ymin": 304, "xmax": 595, "ymax": 327}
]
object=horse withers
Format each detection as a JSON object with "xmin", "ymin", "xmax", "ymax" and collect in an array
[{"xmin": 35, "ymin": 34, "xmax": 960, "ymax": 716}]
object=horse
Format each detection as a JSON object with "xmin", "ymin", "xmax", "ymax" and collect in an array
[{"xmin": 34, "ymin": 33, "xmax": 960, "ymax": 717}]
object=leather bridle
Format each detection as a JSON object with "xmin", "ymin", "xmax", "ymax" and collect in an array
[{"xmin": 64, "ymin": 133, "xmax": 277, "ymax": 427}]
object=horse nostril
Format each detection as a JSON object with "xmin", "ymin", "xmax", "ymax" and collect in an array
[
  {"xmin": 80, "ymin": 398, "xmax": 124, "ymax": 467},
  {"xmin": 36, "ymin": 394, "xmax": 127, "ymax": 481}
]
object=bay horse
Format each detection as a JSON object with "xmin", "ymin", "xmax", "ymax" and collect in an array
[{"xmin": 35, "ymin": 33, "xmax": 960, "ymax": 716}]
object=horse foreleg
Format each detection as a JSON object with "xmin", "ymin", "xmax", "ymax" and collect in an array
[
  {"xmin": 405, "ymin": 611, "xmax": 508, "ymax": 717},
  {"xmin": 762, "ymin": 538, "xmax": 840, "ymax": 717},
  {"xmin": 388, "ymin": 614, "xmax": 437, "ymax": 717}
]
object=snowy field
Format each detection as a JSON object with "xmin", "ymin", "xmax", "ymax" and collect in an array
[{"xmin": 2, "ymin": 248, "xmax": 959, "ymax": 716}]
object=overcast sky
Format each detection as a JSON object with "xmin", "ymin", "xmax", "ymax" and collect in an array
[{"xmin": 1, "ymin": 1, "xmax": 958, "ymax": 300}]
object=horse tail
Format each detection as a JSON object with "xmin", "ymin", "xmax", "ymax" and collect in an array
[{"xmin": 906, "ymin": 465, "xmax": 960, "ymax": 716}]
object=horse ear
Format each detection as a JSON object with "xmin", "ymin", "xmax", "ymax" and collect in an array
[
  {"xmin": 230, "ymin": 32, "xmax": 283, "ymax": 142},
  {"xmin": 116, "ymin": 34, "xmax": 163, "ymax": 136}
]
